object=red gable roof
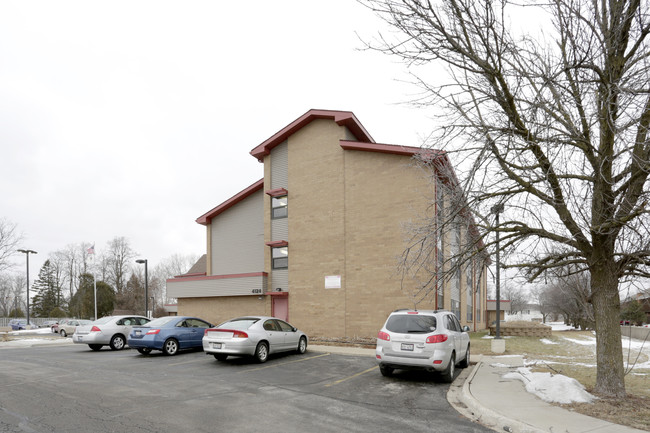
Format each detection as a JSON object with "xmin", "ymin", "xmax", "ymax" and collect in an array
[
  {"xmin": 250, "ymin": 109, "xmax": 375, "ymax": 161},
  {"xmin": 196, "ymin": 179, "xmax": 264, "ymax": 226}
]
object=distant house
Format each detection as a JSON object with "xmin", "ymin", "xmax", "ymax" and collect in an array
[
  {"xmin": 167, "ymin": 109, "xmax": 489, "ymax": 339},
  {"xmin": 487, "ymin": 300, "xmax": 511, "ymax": 326},
  {"xmin": 507, "ymin": 303, "xmax": 544, "ymax": 322}
]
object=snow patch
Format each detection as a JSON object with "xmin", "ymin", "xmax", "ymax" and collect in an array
[{"xmin": 504, "ymin": 367, "xmax": 596, "ymax": 404}]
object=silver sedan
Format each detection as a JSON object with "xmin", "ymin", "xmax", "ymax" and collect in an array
[
  {"xmin": 73, "ymin": 315, "xmax": 150, "ymax": 351},
  {"xmin": 202, "ymin": 316, "xmax": 308, "ymax": 363}
]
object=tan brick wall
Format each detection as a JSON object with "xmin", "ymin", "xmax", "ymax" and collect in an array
[
  {"xmin": 285, "ymin": 119, "xmax": 438, "ymax": 339},
  {"xmin": 179, "ymin": 296, "xmax": 270, "ymax": 327}
]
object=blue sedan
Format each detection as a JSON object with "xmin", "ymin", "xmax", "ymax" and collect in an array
[{"xmin": 128, "ymin": 316, "xmax": 212, "ymax": 356}]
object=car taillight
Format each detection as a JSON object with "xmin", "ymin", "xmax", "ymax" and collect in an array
[
  {"xmin": 426, "ymin": 334, "xmax": 448, "ymax": 344},
  {"xmin": 204, "ymin": 328, "xmax": 215, "ymax": 335},
  {"xmin": 377, "ymin": 331, "xmax": 391, "ymax": 341},
  {"xmin": 90, "ymin": 326, "xmax": 101, "ymax": 332},
  {"xmin": 232, "ymin": 330, "xmax": 248, "ymax": 339},
  {"xmin": 407, "ymin": 312, "xmax": 419, "ymax": 314},
  {"xmin": 146, "ymin": 329, "xmax": 160, "ymax": 335}
]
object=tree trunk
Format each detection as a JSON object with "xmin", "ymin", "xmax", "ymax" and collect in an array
[{"xmin": 590, "ymin": 268, "xmax": 626, "ymax": 397}]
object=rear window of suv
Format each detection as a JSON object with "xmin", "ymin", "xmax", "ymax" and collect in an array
[{"xmin": 386, "ymin": 315, "xmax": 437, "ymax": 333}]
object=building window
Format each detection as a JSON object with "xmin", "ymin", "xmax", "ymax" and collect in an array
[
  {"xmin": 272, "ymin": 246, "xmax": 288, "ymax": 269},
  {"xmin": 272, "ymin": 195, "xmax": 288, "ymax": 219}
]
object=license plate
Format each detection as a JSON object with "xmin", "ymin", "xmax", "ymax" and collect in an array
[
  {"xmin": 213, "ymin": 343, "xmax": 222, "ymax": 349},
  {"xmin": 135, "ymin": 330, "xmax": 141, "ymax": 336},
  {"xmin": 401, "ymin": 343, "xmax": 414, "ymax": 351},
  {"xmin": 78, "ymin": 336, "xmax": 83, "ymax": 341}
]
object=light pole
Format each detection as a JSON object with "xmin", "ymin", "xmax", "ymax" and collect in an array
[
  {"xmin": 136, "ymin": 259, "xmax": 148, "ymax": 318},
  {"xmin": 491, "ymin": 204, "xmax": 505, "ymax": 353},
  {"xmin": 17, "ymin": 249, "xmax": 37, "ymax": 325}
]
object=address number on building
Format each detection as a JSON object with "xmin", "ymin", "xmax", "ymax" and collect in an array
[{"xmin": 251, "ymin": 289, "xmax": 262, "ymax": 294}]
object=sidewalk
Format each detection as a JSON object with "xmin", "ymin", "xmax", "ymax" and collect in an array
[{"xmin": 451, "ymin": 355, "xmax": 647, "ymax": 433}]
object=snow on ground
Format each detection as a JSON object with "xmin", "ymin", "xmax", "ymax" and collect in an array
[
  {"xmin": 540, "ymin": 338, "xmax": 557, "ymax": 345},
  {"xmin": 1, "ymin": 327, "xmax": 71, "ymax": 347},
  {"xmin": 503, "ymin": 367, "xmax": 596, "ymax": 404}
]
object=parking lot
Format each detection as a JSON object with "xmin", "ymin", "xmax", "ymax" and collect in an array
[{"xmin": 0, "ymin": 343, "xmax": 490, "ymax": 432}]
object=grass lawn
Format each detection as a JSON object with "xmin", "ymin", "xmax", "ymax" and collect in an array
[{"xmin": 470, "ymin": 327, "xmax": 650, "ymax": 431}]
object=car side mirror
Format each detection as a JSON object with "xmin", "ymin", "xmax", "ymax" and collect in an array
[
  {"xmin": 292, "ymin": 327, "xmax": 297, "ymax": 332},
  {"xmin": 462, "ymin": 326, "xmax": 470, "ymax": 332}
]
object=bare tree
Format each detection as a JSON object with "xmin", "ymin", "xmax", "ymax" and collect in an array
[
  {"xmin": 152, "ymin": 253, "xmax": 200, "ymax": 304},
  {"xmin": 502, "ymin": 283, "xmax": 529, "ymax": 315},
  {"xmin": 364, "ymin": 0, "xmax": 650, "ymax": 397},
  {"xmin": 0, "ymin": 218, "xmax": 22, "ymax": 273},
  {"xmin": 105, "ymin": 236, "xmax": 136, "ymax": 297}
]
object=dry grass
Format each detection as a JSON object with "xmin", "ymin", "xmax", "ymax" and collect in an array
[{"xmin": 470, "ymin": 329, "xmax": 650, "ymax": 431}]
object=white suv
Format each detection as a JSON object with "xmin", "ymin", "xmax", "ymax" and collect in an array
[{"xmin": 375, "ymin": 309, "xmax": 471, "ymax": 382}]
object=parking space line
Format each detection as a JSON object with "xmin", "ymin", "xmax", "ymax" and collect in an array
[
  {"xmin": 239, "ymin": 353, "xmax": 331, "ymax": 373},
  {"xmin": 324, "ymin": 365, "xmax": 378, "ymax": 387}
]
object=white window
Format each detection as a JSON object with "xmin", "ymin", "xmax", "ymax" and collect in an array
[
  {"xmin": 272, "ymin": 246, "xmax": 288, "ymax": 269},
  {"xmin": 272, "ymin": 196, "xmax": 288, "ymax": 219}
]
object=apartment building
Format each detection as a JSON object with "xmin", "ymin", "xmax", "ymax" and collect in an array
[{"xmin": 167, "ymin": 109, "xmax": 487, "ymax": 339}]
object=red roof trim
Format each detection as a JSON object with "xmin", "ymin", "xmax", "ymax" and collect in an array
[
  {"xmin": 265, "ymin": 240, "xmax": 288, "ymax": 248},
  {"xmin": 173, "ymin": 272, "xmax": 206, "ymax": 279},
  {"xmin": 167, "ymin": 272, "xmax": 268, "ymax": 283},
  {"xmin": 250, "ymin": 109, "xmax": 375, "ymax": 161},
  {"xmin": 196, "ymin": 179, "xmax": 264, "ymax": 225},
  {"xmin": 267, "ymin": 291, "xmax": 289, "ymax": 297},
  {"xmin": 339, "ymin": 140, "xmax": 441, "ymax": 157},
  {"xmin": 265, "ymin": 188, "xmax": 288, "ymax": 197}
]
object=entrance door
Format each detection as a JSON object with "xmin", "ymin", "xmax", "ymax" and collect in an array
[{"xmin": 272, "ymin": 296, "xmax": 289, "ymax": 322}]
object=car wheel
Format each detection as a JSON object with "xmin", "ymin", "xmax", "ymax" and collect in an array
[
  {"xmin": 163, "ymin": 338, "xmax": 179, "ymax": 356},
  {"xmin": 137, "ymin": 348, "xmax": 152, "ymax": 355},
  {"xmin": 254, "ymin": 342, "xmax": 269, "ymax": 363},
  {"xmin": 109, "ymin": 334, "xmax": 126, "ymax": 351},
  {"xmin": 459, "ymin": 345, "xmax": 470, "ymax": 368},
  {"xmin": 60, "ymin": 329, "xmax": 67, "ymax": 337},
  {"xmin": 297, "ymin": 336, "xmax": 307, "ymax": 354},
  {"xmin": 379, "ymin": 365, "xmax": 394, "ymax": 377},
  {"xmin": 88, "ymin": 344, "xmax": 102, "ymax": 351},
  {"xmin": 213, "ymin": 354, "xmax": 228, "ymax": 361},
  {"xmin": 441, "ymin": 352, "xmax": 456, "ymax": 383}
]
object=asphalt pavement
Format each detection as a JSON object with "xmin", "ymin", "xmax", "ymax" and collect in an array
[{"xmin": 1, "ymin": 334, "xmax": 646, "ymax": 433}]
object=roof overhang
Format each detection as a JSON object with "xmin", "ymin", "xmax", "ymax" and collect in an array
[{"xmin": 250, "ymin": 109, "xmax": 375, "ymax": 161}]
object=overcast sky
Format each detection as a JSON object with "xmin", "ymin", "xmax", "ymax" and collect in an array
[{"xmin": 0, "ymin": 1, "xmax": 440, "ymax": 278}]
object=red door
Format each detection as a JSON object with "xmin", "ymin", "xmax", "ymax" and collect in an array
[{"xmin": 272, "ymin": 296, "xmax": 289, "ymax": 322}]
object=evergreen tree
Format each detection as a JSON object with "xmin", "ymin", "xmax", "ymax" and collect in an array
[
  {"xmin": 69, "ymin": 273, "xmax": 115, "ymax": 319},
  {"xmin": 620, "ymin": 300, "xmax": 647, "ymax": 326},
  {"xmin": 31, "ymin": 260, "xmax": 60, "ymax": 317}
]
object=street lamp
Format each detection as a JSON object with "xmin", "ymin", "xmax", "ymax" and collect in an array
[
  {"xmin": 491, "ymin": 204, "xmax": 505, "ymax": 353},
  {"xmin": 17, "ymin": 249, "xmax": 37, "ymax": 325},
  {"xmin": 136, "ymin": 259, "xmax": 148, "ymax": 318}
]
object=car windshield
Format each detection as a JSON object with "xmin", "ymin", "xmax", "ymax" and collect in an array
[
  {"xmin": 218, "ymin": 318, "xmax": 259, "ymax": 330},
  {"xmin": 145, "ymin": 317, "xmax": 178, "ymax": 327},
  {"xmin": 385, "ymin": 315, "xmax": 437, "ymax": 334},
  {"xmin": 93, "ymin": 316, "xmax": 114, "ymax": 325},
  {"xmin": 79, "ymin": 320, "xmax": 93, "ymax": 326}
]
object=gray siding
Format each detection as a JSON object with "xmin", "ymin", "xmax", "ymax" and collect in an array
[
  {"xmin": 211, "ymin": 189, "xmax": 264, "ymax": 275},
  {"xmin": 167, "ymin": 274, "xmax": 267, "ymax": 298},
  {"xmin": 271, "ymin": 218, "xmax": 288, "ymax": 241},
  {"xmin": 270, "ymin": 269, "xmax": 289, "ymax": 292},
  {"xmin": 271, "ymin": 141, "xmax": 288, "ymax": 189},
  {"xmin": 270, "ymin": 140, "xmax": 289, "ymax": 292}
]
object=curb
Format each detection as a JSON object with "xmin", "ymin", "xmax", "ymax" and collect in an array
[{"xmin": 451, "ymin": 356, "xmax": 545, "ymax": 433}]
